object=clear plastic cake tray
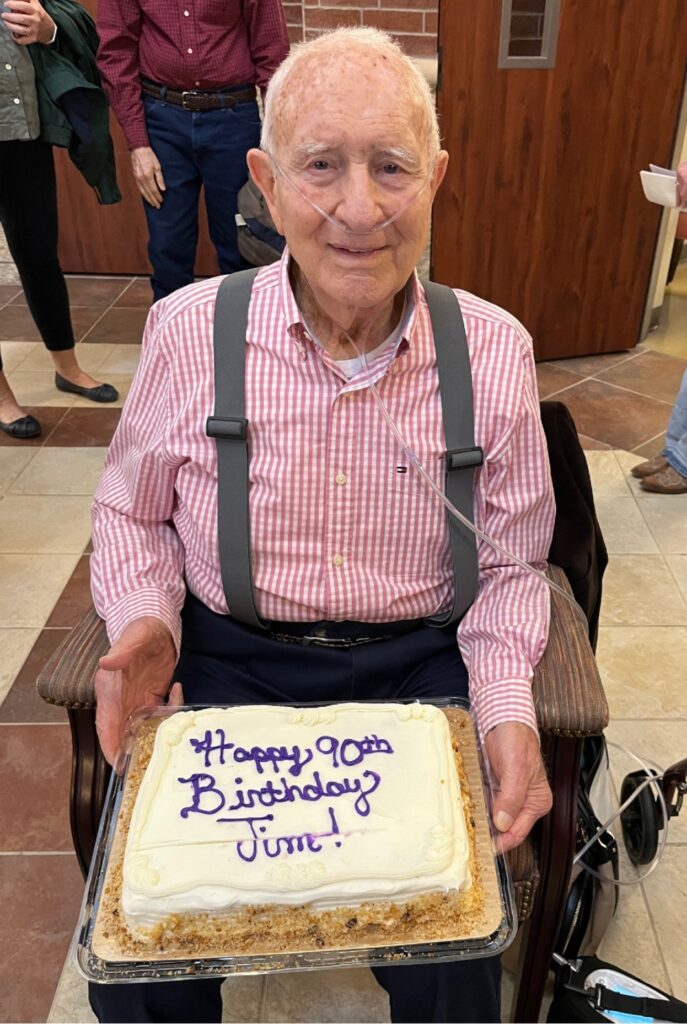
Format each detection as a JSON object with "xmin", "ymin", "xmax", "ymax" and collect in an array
[{"xmin": 75, "ymin": 699, "xmax": 516, "ymax": 983}]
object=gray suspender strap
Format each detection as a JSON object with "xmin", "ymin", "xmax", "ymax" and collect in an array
[
  {"xmin": 207, "ymin": 272, "xmax": 482, "ymax": 630},
  {"xmin": 206, "ymin": 268, "xmax": 265, "ymax": 629},
  {"xmin": 421, "ymin": 281, "xmax": 482, "ymax": 627}
]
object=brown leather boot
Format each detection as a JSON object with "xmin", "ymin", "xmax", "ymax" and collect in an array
[
  {"xmin": 631, "ymin": 455, "xmax": 669, "ymax": 478},
  {"xmin": 640, "ymin": 465, "xmax": 687, "ymax": 494}
]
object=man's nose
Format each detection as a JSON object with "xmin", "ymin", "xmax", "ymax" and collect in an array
[{"xmin": 335, "ymin": 164, "xmax": 384, "ymax": 232}]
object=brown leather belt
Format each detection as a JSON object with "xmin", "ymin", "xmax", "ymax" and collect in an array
[{"xmin": 141, "ymin": 80, "xmax": 256, "ymax": 112}]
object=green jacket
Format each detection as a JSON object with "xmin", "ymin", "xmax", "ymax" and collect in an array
[{"xmin": 28, "ymin": 0, "xmax": 120, "ymax": 204}]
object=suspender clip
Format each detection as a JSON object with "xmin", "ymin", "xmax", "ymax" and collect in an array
[
  {"xmin": 206, "ymin": 416, "xmax": 248, "ymax": 440},
  {"xmin": 446, "ymin": 446, "xmax": 483, "ymax": 471}
]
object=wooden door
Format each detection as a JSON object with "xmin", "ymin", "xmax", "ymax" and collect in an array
[
  {"xmin": 54, "ymin": 0, "xmax": 219, "ymax": 276},
  {"xmin": 432, "ymin": 0, "xmax": 687, "ymax": 360}
]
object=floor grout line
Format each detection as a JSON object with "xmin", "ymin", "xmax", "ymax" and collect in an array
[{"xmin": 76, "ymin": 278, "xmax": 141, "ymax": 344}]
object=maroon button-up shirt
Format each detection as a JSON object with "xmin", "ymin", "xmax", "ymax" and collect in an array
[{"xmin": 96, "ymin": 0, "xmax": 289, "ymax": 150}]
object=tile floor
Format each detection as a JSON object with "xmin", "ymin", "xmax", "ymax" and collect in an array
[{"xmin": 1, "ymin": 261, "xmax": 686, "ymax": 1023}]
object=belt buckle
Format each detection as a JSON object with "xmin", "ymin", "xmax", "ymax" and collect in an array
[
  {"xmin": 181, "ymin": 90, "xmax": 199, "ymax": 110},
  {"xmin": 302, "ymin": 633, "xmax": 350, "ymax": 648}
]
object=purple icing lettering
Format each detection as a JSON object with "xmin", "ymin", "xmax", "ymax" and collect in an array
[
  {"xmin": 233, "ymin": 743, "xmax": 314, "ymax": 777},
  {"xmin": 315, "ymin": 733, "xmax": 393, "ymax": 768},
  {"xmin": 215, "ymin": 813, "xmax": 275, "ymax": 862},
  {"xmin": 188, "ymin": 728, "xmax": 235, "ymax": 768},
  {"xmin": 178, "ymin": 773, "xmax": 226, "ymax": 818},
  {"xmin": 352, "ymin": 770, "xmax": 381, "ymax": 817},
  {"xmin": 315, "ymin": 735, "xmax": 340, "ymax": 767}
]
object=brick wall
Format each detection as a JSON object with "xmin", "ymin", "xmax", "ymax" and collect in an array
[{"xmin": 283, "ymin": 1, "xmax": 438, "ymax": 58}]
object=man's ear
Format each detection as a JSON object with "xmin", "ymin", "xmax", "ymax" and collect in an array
[
  {"xmin": 430, "ymin": 149, "xmax": 449, "ymax": 200},
  {"xmin": 247, "ymin": 149, "xmax": 285, "ymax": 235}
]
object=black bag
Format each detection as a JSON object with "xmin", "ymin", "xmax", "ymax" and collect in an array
[
  {"xmin": 556, "ymin": 736, "xmax": 620, "ymax": 959},
  {"xmin": 548, "ymin": 954, "xmax": 687, "ymax": 1022},
  {"xmin": 235, "ymin": 179, "xmax": 285, "ymax": 266}
]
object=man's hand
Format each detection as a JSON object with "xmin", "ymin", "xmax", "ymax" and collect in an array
[
  {"xmin": 95, "ymin": 616, "xmax": 182, "ymax": 770},
  {"xmin": 483, "ymin": 722, "xmax": 552, "ymax": 852},
  {"xmin": 677, "ymin": 162, "xmax": 687, "ymax": 209},
  {"xmin": 1, "ymin": 0, "xmax": 55, "ymax": 45},
  {"xmin": 131, "ymin": 146, "xmax": 166, "ymax": 209}
]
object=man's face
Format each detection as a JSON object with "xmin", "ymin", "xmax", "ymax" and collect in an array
[{"xmin": 250, "ymin": 57, "xmax": 448, "ymax": 327}]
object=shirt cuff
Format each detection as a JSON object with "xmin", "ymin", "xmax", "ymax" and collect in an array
[
  {"xmin": 469, "ymin": 678, "xmax": 539, "ymax": 745},
  {"xmin": 105, "ymin": 588, "xmax": 182, "ymax": 658},
  {"xmin": 125, "ymin": 122, "xmax": 151, "ymax": 151}
]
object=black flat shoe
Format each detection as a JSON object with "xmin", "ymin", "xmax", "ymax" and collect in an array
[
  {"xmin": 55, "ymin": 372, "xmax": 119, "ymax": 403},
  {"xmin": 0, "ymin": 414, "xmax": 41, "ymax": 439}
]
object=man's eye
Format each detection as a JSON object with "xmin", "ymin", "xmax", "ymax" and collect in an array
[
  {"xmin": 312, "ymin": 160, "xmax": 330, "ymax": 171},
  {"xmin": 382, "ymin": 163, "xmax": 401, "ymax": 175}
]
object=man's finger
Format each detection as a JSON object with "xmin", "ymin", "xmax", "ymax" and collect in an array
[
  {"xmin": 94, "ymin": 670, "xmax": 122, "ymax": 768},
  {"xmin": 494, "ymin": 807, "xmax": 541, "ymax": 853},
  {"xmin": 99, "ymin": 638, "xmax": 139, "ymax": 672},
  {"xmin": 154, "ymin": 165, "xmax": 166, "ymax": 193},
  {"xmin": 492, "ymin": 768, "xmax": 530, "ymax": 834},
  {"xmin": 168, "ymin": 681, "xmax": 185, "ymax": 706}
]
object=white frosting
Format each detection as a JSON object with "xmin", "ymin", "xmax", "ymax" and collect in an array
[{"xmin": 122, "ymin": 703, "xmax": 471, "ymax": 926}]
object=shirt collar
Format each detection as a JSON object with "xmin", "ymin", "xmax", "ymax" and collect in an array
[{"xmin": 278, "ymin": 245, "xmax": 421, "ymax": 355}]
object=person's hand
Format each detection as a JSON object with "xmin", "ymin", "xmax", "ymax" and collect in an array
[
  {"xmin": 131, "ymin": 146, "xmax": 166, "ymax": 209},
  {"xmin": 482, "ymin": 721, "xmax": 552, "ymax": 852},
  {"xmin": 95, "ymin": 616, "xmax": 182, "ymax": 770},
  {"xmin": 1, "ymin": 0, "xmax": 55, "ymax": 45},
  {"xmin": 677, "ymin": 162, "xmax": 687, "ymax": 209}
]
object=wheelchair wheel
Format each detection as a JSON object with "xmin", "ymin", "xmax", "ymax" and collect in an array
[{"xmin": 620, "ymin": 770, "xmax": 660, "ymax": 866}]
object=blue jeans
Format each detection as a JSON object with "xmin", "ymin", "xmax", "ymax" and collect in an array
[
  {"xmin": 664, "ymin": 369, "xmax": 687, "ymax": 478},
  {"xmin": 142, "ymin": 93, "xmax": 261, "ymax": 301},
  {"xmin": 88, "ymin": 595, "xmax": 501, "ymax": 1024}
]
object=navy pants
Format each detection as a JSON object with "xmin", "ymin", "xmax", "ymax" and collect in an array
[
  {"xmin": 89, "ymin": 596, "xmax": 501, "ymax": 1023},
  {"xmin": 141, "ymin": 92, "xmax": 261, "ymax": 301}
]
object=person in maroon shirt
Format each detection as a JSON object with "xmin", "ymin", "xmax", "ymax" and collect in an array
[{"xmin": 96, "ymin": 0, "xmax": 289, "ymax": 301}]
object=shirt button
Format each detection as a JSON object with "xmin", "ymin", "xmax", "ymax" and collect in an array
[
  {"xmin": 332, "ymin": 554, "xmax": 344, "ymax": 567},
  {"xmin": 187, "ymin": 47, "xmax": 193, "ymax": 54},
  {"xmin": 335, "ymin": 472, "xmax": 347, "ymax": 486},
  {"xmin": 183, "ymin": 9, "xmax": 190, "ymax": 14},
  {"xmin": 5, "ymin": 64, "xmax": 12, "ymax": 70},
  {"xmin": 195, "ymin": 81, "xmax": 200, "ymax": 86},
  {"xmin": 13, "ymin": 97, "xmax": 20, "ymax": 104}
]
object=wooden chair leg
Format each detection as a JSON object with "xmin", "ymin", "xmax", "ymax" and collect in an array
[
  {"xmin": 68, "ymin": 707, "xmax": 111, "ymax": 879},
  {"xmin": 511, "ymin": 734, "xmax": 583, "ymax": 1023}
]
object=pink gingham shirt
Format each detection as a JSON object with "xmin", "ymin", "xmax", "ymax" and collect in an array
[{"xmin": 91, "ymin": 254, "xmax": 555, "ymax": 739}]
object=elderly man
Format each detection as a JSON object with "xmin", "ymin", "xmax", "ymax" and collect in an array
[{"xmin": 90, "ymin": 27, "xmax": 555, "ymax": 1024}]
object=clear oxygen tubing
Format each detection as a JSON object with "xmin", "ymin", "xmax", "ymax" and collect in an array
[
  {"xmin": 308, "ymin": 295, "xmax": 582, "ymax": 614},
  {"xmin": 267, "ymin": 153, "xmax": 582, "ymax": 615},
  {"xmin": 268, "ymin": 154, "xmax": 433, "ymax": 234},
  {"xmin": 572, "ymin": 740, "xmax": 669, "ymax": 886}
]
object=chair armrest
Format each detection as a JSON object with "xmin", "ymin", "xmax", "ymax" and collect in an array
[
  {"xmin": 36, "ymin": 606, "xmax": 107, "ymax": 709},
  {"xmin": 533, "ymin": 565, "xmax": 608, "ymax": 736}
]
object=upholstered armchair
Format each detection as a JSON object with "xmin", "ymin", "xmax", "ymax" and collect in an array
[{"xmin": 36, "ymin": 563, "xmax": 607, "ymax": 1022}]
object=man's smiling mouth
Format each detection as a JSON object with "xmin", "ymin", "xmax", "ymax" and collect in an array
[{"xmin": 329, "ymin": 244, "xmax": 387, "ymax": 256}]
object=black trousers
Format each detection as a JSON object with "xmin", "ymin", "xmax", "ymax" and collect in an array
[
  {"xmin": 89, "ymin": 595, "xmax": 502, "ymax": 1024},
  {"xmin": 0, "ymin": 139, "xmax": 74, "ymax": 371}
]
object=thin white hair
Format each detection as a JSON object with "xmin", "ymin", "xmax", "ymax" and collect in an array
[{"xmin": 261, "ymin": 27, "xmax": 440, "ymax": 168}]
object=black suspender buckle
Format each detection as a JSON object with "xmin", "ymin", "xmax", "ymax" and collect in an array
[
  {"xmin": 445, "ymin": 446, "xmax": 483, "ymax": 471},
  {"xmin": 206, "ymin": 416, "xmax": 248, "ymax": 440}
]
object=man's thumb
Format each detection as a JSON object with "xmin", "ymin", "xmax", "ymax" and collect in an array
[{"xmin": 98, "ymin": 635, "xmax": 137, "ymax": 672}]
